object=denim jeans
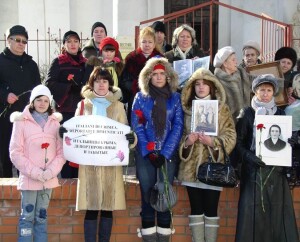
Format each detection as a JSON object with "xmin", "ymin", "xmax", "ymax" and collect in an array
[
  {"xmin": 135, "ymin": 150, "xmax": 177, "ymax": 227},
  {"xmin": 18, "ymin": 189, "xmax": 52, "ymax": 242}
]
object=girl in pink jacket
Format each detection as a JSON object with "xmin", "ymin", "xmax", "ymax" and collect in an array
[{"xmin": 9, "ymin": 84, "xmax": 65, "ymax": 242}]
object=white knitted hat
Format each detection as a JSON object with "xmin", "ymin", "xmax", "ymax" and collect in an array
[
  {"xmin": 213, "ymin": 46, "xmax": 235, "ymax": 68},
  {"xmin": 29, "ymin": 85, "xmax": 53, "ymax": 103}
]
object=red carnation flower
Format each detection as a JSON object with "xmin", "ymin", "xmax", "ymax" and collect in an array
[
  {"xmin": 41, "ymin": 143, "xmax": 50, "ymax": 149},
  {"xmin": 256, "ymin": 123, "xmax": 266, "ymax": 130},
  {"xmin": 67, "ymin": 74, "xmax": 74, "ymax": 81},
  {"xmin": 146, "ymin": 142, "xmax": 155, "ymax": 151}
]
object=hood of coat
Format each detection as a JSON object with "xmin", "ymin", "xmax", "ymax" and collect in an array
[
  {"xmin": 181, "ymin": 68, "xmax": 226, "ymax": 115},
  {"xmin": 138, "ymin": 57, "xmax": 179, "ymax": 95},
  {"xmin": 10, "ymin": 105, "xmax": 63, "ymax": 123},
  {"xmin": 81, "ymin": 85, "xmax": 122, "ymax": 103}
]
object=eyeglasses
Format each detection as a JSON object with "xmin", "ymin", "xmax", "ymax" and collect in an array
[{"xmin": 9, "ymin": 37, "xmax": 28, "ymax": 45}]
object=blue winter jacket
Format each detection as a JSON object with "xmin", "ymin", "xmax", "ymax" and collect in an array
[{"xmin": 131, "ymin": 92, "xmax": 183, "ymax": 160}]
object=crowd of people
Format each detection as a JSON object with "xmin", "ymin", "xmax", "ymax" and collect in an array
[{"xmin": 0, "ymin": 21, "xmax": 299, "ymax": 242}]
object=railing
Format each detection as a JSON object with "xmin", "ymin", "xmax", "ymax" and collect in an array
[{"xmin": 136, "ymin": 0, "xmax": 292, "ymax": 63}]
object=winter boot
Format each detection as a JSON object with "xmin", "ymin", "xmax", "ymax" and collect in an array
[
  {"xmin": 137, "ymin": 226, "xmax": 157, "ymax": 242},
  {"xmin": 84, "ymin": 219, "xmax": 97, "ymax": 242},
  {"xmin": 157, "ymin": 226, "xmax": 172, "ymax": 242},
  {"xmin": 189, "ymin": 214, "xmax": 204, "ymax": 242},
  {"xmin": 204, "ymin": 216, "xmax": 219, "ymax": 242},
  {"xmin": 98, "ymin": 217, "xmax": 113, "ymax": 242}
]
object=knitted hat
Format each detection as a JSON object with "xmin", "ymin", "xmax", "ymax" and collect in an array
[
  {"xmin": 213, "ymin": 46, "xmax": 235, "ymax": 68},
  {"xmin": 63, "ymin": 30, "xmax": 80, "ymax": 44},
  {"xmin": 30, "ymin": 85, "xmax": 53, "ymax": 103},
  {"xmin": 91, "ymin": 22, "xmax": 107, "ymax": 37},
  {"xmin": 151, "ymin": 21, "xmax": 166, "ymax": 35},
  {"xmin": 243, "ymin": 40, "xmax": 260, "ymax": 55},
  {"xmin": 99, "ymin": 37, "xmax": 119, "ymax": 54},
  {"xmin": 252, "ymin": 74, "xmax": 279, "ymax": 94},
  {"xmin": 6, "ymin": 25, "xmax": 28, "ymax": 40},
  {"xmin": 274, "ymin": 47, "xmax": 297, "ymax": 68}
]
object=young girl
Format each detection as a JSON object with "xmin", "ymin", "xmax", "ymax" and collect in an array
[
  {"xmin": 71, "ymin": 66, "xmax": 136, "ymax": 241},
  {"xmin": 9, "ymin": 84, "xmax": 65, "ymax": 241},
  {"xmin": 85, "ymin": 37, "xmax": 124, "ymax": 88}
]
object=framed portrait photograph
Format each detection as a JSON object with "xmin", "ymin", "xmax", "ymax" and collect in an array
[
  {"xmin": 255, "ymin": 115, "xmax": 292, "ymax": 166},
  {"xmin": 247, "ymin": 61, "xmax": 288, "ymax": 106},
  {"xmin": 191, "ymin": 100, "xmax": 218, "ymax": 136}
]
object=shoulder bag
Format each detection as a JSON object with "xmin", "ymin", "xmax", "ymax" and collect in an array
[{"xmin": 197, "ymin": 138, "xmax": 237, "ymax": 187}]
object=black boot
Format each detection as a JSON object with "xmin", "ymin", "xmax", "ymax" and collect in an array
[
  {"xmin": 98, "ymin": 217, "xmax": 113, "ymax": 242},
  {"xmin": 84, "ymin": 219, "xmax": 97, "ymax": 242}
]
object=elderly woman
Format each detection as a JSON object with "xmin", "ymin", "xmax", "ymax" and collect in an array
[
  {"xmin": 235, "ymin": 74, "xmax": 299, "ymax": 242},
  {"xmin": 120, "ymin": 26, "xmax": 162, "ymax": 124},
  {"xmin": 239, "ymin": 40, "xmax": 262, "ymax": 69},
  {"xmin": 165, "ymin": 24, "xmax": 204, "ymax": 64},
  {"xmin": 178, "ymin": 68, "xmax": 236, "ymax": 242},
  {"xmin": 213, "ymin": 46, "xmax": 255, "ymax": 123},
  {"xmin": 131, "ymin": 57, "xmax": 183, "ymax": 241}
]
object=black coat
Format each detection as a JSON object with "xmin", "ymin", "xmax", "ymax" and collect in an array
[
  {"xmin": 235, "ymin": 107, "xmax": 299, "ymax": 242},
  {"xmin": 0, "ymin": 47, "xmax": 41, "ymax": 115},
  {"xmin": 46, "ymin": 52, "xmax": 87, "ymax": 114},
  {"xmin": 165, "ymin": 45, "xmax": 205, "ymax": 64}
]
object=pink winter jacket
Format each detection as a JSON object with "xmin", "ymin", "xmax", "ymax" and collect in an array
[{"xmin": 9, "ymin": 106, "xmax": 66, "ymax": 190}]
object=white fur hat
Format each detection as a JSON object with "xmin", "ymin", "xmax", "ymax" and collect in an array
[
  {"xmin": 213, "ymin": 46, "xmax": 235, "ymax": 68},
  {"xmin": 29, "ymin": 84, "xmax": 53, "ymax": 103}
]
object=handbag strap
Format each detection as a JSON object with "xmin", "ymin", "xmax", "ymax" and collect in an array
[
  {"xmin": 207, "ymin": 138, "xmax": 230, "ymax": 164},
  {"xmin": 156, "ymin": 159, "xmax": 168, "ymax": 182}
]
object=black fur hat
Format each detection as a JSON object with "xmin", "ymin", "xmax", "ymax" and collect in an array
[
  {"xmin": 275, "ymin": 47, "xmax": 297, "ymax": 68},
  {"xmin": 151, "ymin": 21, "xmax": 166, "ymax": 35}
]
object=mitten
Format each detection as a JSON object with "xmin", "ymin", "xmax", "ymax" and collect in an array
[
  {"xmin": 147, "ymin": 152, "xmax": 159, "ymax": 168},
  {"xmin": 43, "ymin": 169, "xmax": 53, "ymax": 181},
  {"xmin": 59, "ymin": 125, "xmax": 67, "ymax": 138},
  {"xmin": 125, "ymin": 133, "xmax": 135, "ymax": 144}
]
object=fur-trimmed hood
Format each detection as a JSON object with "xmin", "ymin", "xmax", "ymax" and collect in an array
[
  {"xmin": 10, "ymin": 105, "xmax": 63, "ymax": 123},
  {"xmin": 138, "ymin": 57, "xmax": 179, "ymax": 95},
  {"xmin": 81, "ymin": 85, "xmax": 122, "ymax": 103},
  {"xmin": 181, "ymin": 68, "xmax": 226, "ymax": 115}
]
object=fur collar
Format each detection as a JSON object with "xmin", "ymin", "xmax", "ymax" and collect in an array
[
  {"xmin": 138, "ymin": 57, "xmax": 179, "ymax": 95},
  {"xmin": 10, "ymin": 105, "xmax": 63, "ymax": 123}
]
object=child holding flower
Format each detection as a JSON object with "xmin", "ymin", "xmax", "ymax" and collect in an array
[{"xmin": 9, "ymin": 84, "xmax": 65, "ymax": 241}]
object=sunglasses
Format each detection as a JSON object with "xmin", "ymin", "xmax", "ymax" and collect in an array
[{"xmin": 9, "ymin": 37, "xmax": 28, "ymax": 45}]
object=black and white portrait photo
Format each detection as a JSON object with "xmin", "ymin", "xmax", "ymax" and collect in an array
[
  {"xmin": 255, "ymin": 115, "xmax": 292, "ymax": 166},
  {"xmin": 191, "ymin": 100, "xmax": 218, "ymax": 136},
  {"xmin": 263, "ymin": 124, "xmax": 286, "ymax": 151}
]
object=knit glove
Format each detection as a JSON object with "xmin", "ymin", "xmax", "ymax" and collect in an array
[
  {"xmin": 43, "ymin": 169, "xmax": 53, "ymax": 181},
  {"xmin": 288, "ymin": 132, "xmax": 300, "ymax": 148},
  {"xmin": 59, "ymin": 125, "xmax": 67, "ymax": 138}
]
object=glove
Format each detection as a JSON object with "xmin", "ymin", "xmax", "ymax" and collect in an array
[
  {"xmin": 155, "ymin": 154, "xmax": 166, "ymax": 168},
  {"xmin": 42, "ymin": 169, "xmax": 53, "ymax": 181},
  {"xmin": 59, "ymin": 125, "xmax": 67, "ymax": 138},
  {"xmin": 288, "ymin": 132, "xmax": 300, "ymax": 148},
  {"xmin": 125, "ymin": 133, "xmax": 135, "ymax": 145},
  {"xmin": 252, "ymin": 156, "xmax": 266, "ymax": 168}
]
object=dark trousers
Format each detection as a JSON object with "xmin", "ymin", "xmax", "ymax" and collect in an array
[{"xmin": 0, "ymin": 115, "xmax": 13, "ymax": 177}]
